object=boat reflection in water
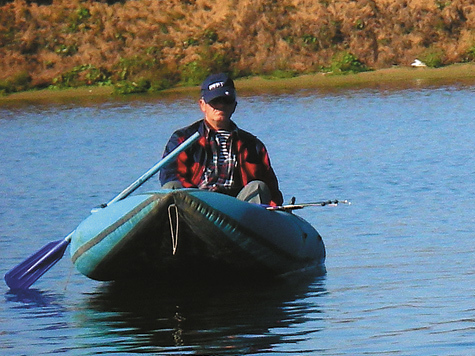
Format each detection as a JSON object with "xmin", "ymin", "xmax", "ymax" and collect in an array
[{"xmin": 81, "ymin": 275, "xmax": 326, "ymax": 354}]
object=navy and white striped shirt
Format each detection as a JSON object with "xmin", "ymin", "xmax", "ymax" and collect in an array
[{"xmin": 199, "ymin": 129, "xmax": 239, "ymax": 193}]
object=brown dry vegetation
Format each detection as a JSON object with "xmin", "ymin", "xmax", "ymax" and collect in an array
[{"xmin": 1, "ymin": 0, "xmax": 475, "ymax": 95}]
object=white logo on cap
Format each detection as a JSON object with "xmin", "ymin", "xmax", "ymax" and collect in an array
[{"xmin": 208, "ymin": 81, "xmax": 225, "ymax": 91}]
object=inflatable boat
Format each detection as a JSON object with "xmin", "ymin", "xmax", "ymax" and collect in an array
[{"xmin": 69, "ymin": 189, "xmax": 326, "ymax": 281}]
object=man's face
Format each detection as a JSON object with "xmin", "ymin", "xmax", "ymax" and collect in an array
[{"xmin": 200, "ymin": 96, "xmax": 237, "ymax": 130}]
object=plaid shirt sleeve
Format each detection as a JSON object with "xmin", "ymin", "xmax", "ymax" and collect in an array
[
  {"xmin": 235, "ymin": 131, "xmax": 283, "ymax": 206},
  {"xmin": 159, "ymin": 120, "xmax": 206, "ymax": 187}
]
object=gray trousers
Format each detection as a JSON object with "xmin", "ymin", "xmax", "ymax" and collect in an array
[{"xmin": 162, "ymin": 180, "xmax": 272, "ymax": 205}]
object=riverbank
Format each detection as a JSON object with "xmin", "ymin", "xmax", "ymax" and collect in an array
[
  {"xmin": 2, "ymin": 0, "xmax": 475, "ymax": 96},
  {"xmin": 1, "ymin": 64, "xmax": 474, "ymax": 104}
]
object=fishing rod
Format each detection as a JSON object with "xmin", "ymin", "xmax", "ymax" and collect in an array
[{"xmin": 266, "ymin": 199, "xmax": 351, "ymax": 211}]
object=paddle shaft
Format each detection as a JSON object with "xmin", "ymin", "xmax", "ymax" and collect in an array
[
  {"xmin": 68, "ymin": 131, "xmax": 199, "ymax": 239},
  {"xmin": 106, "ymin": 132, "xmax": 200, "ymax": 206}
]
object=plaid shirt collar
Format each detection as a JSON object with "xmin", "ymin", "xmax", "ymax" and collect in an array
[{"xmin": 203, "ymin": 120, "xmax": 238, "ymax": 139}]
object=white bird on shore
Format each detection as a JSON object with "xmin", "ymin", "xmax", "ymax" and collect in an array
[{"xmin": 411, "ymin": 59, "xmax": 427, "ymax": 67}]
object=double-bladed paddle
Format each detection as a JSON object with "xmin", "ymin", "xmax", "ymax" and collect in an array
[{"xmin": 4, "ymin": 132, "xmax": 200, "ymax": 290}]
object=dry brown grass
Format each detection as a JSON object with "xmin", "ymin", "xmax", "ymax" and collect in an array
[{"xmin": 1, "ymin": 0, "xmax": 475, "ymax": 93}]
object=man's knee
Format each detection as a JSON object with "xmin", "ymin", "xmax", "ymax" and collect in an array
[
  {"xmin": 162, "ymin": 181, "xmax": 184, "ymax": 190},
  {"xmin": 236, "ymin": 180, "xmax": 271, "ymax": 205}
]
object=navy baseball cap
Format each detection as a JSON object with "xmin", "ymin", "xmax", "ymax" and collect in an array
[{"xmin": 200, "ymin": 73, "xmax": 236, "ymax": 103}]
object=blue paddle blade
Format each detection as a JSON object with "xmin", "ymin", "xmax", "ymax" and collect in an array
[{"xmin": 4, "ymin": 239, "xmax": 69, "ymax": 290}]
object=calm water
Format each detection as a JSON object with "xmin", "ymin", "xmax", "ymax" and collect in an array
[{"xmin": 1, "ymin": 83, "xmax": 474, "ymax": 355}]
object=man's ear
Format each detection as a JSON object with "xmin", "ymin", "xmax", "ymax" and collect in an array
[{"xmin": 199, "ymin": 98, "xmax": 207, "ymax": 113}]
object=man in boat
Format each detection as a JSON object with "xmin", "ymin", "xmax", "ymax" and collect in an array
[{"xmin": 160, "ymin": 73, "xmax": 284, "ymax": 206}]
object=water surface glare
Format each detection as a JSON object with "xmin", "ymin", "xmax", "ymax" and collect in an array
[{"xmin": 1, "ymin": 85, "xmax": 474, "ymax": 355}]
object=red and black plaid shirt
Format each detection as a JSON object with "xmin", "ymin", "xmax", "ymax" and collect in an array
[{"xmin": 160, "ymin": 119, "xmax": 283, "ymax": 206}]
